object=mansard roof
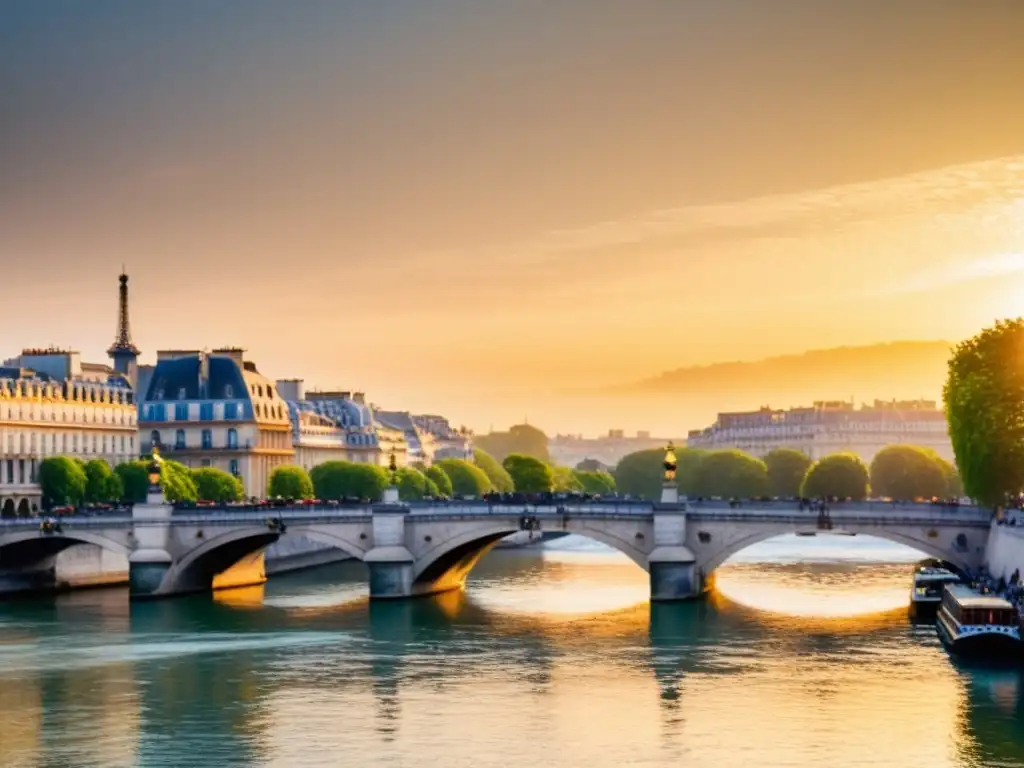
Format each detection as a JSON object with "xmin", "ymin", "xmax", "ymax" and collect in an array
[{"xmin": 143, "ymin": 355, "xmax": 247, "ymax": 401}]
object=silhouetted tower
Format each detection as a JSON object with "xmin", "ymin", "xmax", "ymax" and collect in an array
[{"xmin": 107, "ymin": 271, "xmax": 140, "ymax": 376}]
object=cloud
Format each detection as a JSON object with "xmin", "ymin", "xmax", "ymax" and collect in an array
[{"xmin": 876, "ymin": 253, "xmax": 1024, "ymax": 297}]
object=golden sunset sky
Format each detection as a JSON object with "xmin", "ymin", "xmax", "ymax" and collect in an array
[{"xmin": 2, "ymin": 2, "xmax": 1024, "ymax": 434}]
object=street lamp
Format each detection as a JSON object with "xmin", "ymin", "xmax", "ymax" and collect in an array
[{"xmin": 663, "ymin": 442, "xmax": 677, "ymax": 484}]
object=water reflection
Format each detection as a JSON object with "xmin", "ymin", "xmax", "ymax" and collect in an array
[{"xmin": 3, "ymin": 541, "xmax": 1024, "ymax": 767}]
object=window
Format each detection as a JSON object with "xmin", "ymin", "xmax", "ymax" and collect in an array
[
  {"xmin": 29, "ymin": 459, "xmax": 36, "ymax": 483},
  {"xmin": 175, "ymin": 429, "xmax": 186, "ymax": 449},
  {"xmin": 227, "ymin": 428, "xmax": 238, "ymax": 449},
  {"xmin": 18, "ymin": 459, "xmax": 24, "ymax": 484},
  {"xmin": 175, "ymin": 403, "xmax": 188, "ymax": 421},
  {"xmin": 224, "ymin": 385, "xmax": 234, "ymax": 398},
  {"xmin": 202, "ymin": 429, "xmax": 212, "ymax": 449},
  {"xmin": 155, "ymin": 404, "xmax": 166, "ymax": 422},
  {"xmin": 178, "ymin": 387, "xmax": 187, "ymax": 400},
  {"xmin": 201, "ymin": 459, "xmax": 212, "ymax": 468},
  {"xmin": 150, "ymin": 430, "xmax": 160, "ymax": 447},
  {"xmin": 224, "ymin": 402, "xmax": 239, "ymax": 420},
  {"xmin": 199, "ymin": 403, "xmax": 214, "ymax": 421},
  {"xmin": 229, "ymin": 459, "xmax": 239, "ymax": 476}
]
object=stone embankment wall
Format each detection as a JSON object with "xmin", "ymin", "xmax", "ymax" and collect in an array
[{"xmin": 983, "ymin": 519, "xmax": 1024, "ymax": 580}]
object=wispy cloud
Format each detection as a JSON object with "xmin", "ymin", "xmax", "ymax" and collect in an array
[{"xmin": 875, "ymin": 253, "xmax": 1024, "ymax": 297}]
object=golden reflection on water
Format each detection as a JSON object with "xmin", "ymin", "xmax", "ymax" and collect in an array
[{"xmin": 715, "ymin": 561, "xmax": 915, "ymax": 618}]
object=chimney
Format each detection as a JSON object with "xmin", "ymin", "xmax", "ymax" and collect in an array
[{"xmin": 199, "ymin": 351, "xmax": 210, "ymax": 398}]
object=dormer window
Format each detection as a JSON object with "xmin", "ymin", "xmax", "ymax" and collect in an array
[
  {"xmin": 224, "ymin": 384, "xmax": 234, "ymax": 398},
  {"xmin": 178, "ymin": 387, "xmax": 187, "ymax": 400}
]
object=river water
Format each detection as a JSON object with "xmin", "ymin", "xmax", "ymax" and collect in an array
[{"xmin": 2, "ymin": 534, "xmax": 1024, "ymax": 768}]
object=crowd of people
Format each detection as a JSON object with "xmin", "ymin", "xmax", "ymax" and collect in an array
[{"xmin": 964, "ymin": 564, "xmax": 1024, "ymax": 617}]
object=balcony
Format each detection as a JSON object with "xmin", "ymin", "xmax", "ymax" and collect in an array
[{"xmin": 142, "ymin": 440, "xmax": 252, "ymax": 455}]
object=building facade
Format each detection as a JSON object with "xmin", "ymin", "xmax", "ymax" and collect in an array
[
  {"xmin": 278, "ymin": 381, "xmax": 408, "ymax": 470},
  {"xmin": 686, "ymin": 399, "xmax": 953, "ymax": 464},
  {"xmin": 139, "ymin": 349, "xmax": 294, "ymax": 499},
  {"xmin": 549, "ymin": 430, "xmax": 672, "ymax": 469},
  {"xmin": 0, "ymin": 350, "xmax": 137, "ymax": 516}
]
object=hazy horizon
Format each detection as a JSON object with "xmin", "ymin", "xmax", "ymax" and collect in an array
[{"xmin": 4, "ymin": 2, "xmax": 1024, "ymax": 434}]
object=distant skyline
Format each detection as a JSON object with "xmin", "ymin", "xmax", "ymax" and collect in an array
[{"xmin": 3, "ymin": 2, "xmax": 1024, "ymax": 434}]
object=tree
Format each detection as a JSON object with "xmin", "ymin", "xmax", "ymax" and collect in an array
[
  {"xmin": 800, "ymin": 453, "xmax": 870, "ymax": 500},
  {"xmin": 115, "ymin": 461, "xmax": 150, "ymax": 503},
  {"xmin": 395, "ymin": 467, "xmax": 437, "ymax": 501},
  {"xmin": 944, "ymin": 319, "xmax": 1024, "ymax": 506},
  {"xmin": 83, "ymin": 459, "xmax": 118, "ymax": 503},
  {"xmin": 268, "ymin": 465, "xmax": 314, "ymax": 500},
  {"xmin": 575, "ymin": 470, "xmax": 616, "ymax": 494},
  {"xmin": 614, "ymin": 447, "xmax": 706, "ymax": 500},
  {"xmin": 869, "ymin": 445, "xmax": 948, "ymax": 500},
  {"xmin": 191, "ymin": 467, "xmax": 243, "ymax": 503},
  {"xmin": 551, "ymin": 465, "xmax": 583, "ymax": 492},
  {"xmin": 425, "ymin": 465, "xmax": 453, "ymax": 497},
  {"xmin": 503, "ymin": 454, "xmax": 555, "ymax": 493},
  {"xmin": 310, "ymin": 461, "xmax": 389, "ymax": 501},
  {"xmin": 435, "ymin": 458, "xmax": 492, "ymax": 497},
  {"xmin": 38, "ymin": 456, "xmax": 87, "ymax": 509},
  {"xmin": 473, "ymin": 448, "xmax": 515, "ymax": 492},
  {"xmin": 160, "ymin": 459, "xmax": 199, "ymax": 504},
  {"xmin": 474, "ymin": 424, "xmax": 550, "ymax": 463},
  {"xmin": 763, "ymin": 448, "xmax": 813, "ymax": 498},
  {"xmin": 692, "ymin": 449, "xmax": 769, "ymax": 498}
]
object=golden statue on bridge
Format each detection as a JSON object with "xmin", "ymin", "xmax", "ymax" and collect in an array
[{"xmin": 664, "ymin": 442, "xmax": 677, "ymax": 483}]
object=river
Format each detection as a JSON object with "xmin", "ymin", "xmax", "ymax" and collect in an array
[{"xmin": 2, "ymin": 534, "xmax": 1024, "ymax": 768}]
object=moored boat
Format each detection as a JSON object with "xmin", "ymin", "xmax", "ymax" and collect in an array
[
  {"xmin": 909, "ymin": 566, "xmax": 961, "ymax": 620},
  {"xmin": 936, "ymin": 584, "xmax": 1022, "ymax": 660}
]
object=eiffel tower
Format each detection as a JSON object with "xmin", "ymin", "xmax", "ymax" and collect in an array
[{"xmin": 107, "ymin": 271, "xmax": 140, "ymax": 375}]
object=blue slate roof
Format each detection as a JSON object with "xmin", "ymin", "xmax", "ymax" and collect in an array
[{"xmin": 144, "ymin": 357, "xmax": 248, "ymax": 402}]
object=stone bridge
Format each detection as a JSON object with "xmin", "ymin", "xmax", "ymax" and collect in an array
[{"xmin": 0, "ymin": 487, "xmax": 993, "ymax": 601}]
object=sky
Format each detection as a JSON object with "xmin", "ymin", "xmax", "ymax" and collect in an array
[{"xmin": 2, "ymin": 1, "xmax": 1024, "ymax": 435}]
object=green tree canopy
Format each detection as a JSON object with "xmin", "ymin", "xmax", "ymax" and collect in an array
[
  {"xmin": 191, "ymin": 467, "xmax": 244, "ymax": 503},
  {"xmin": 160, "ymin": 459, "xmax": 199, "ymax": 504},
  {"xmin": 38, "ymin": 456, "xmax": 87, "ymax": 509},
  {"xmin": 83, "ymin": 459, "xmax": 122, "ymax": 503},
  {"xmin": 869, "ymin": 445, "xmax": 949, "ymax": 500},
  {"xmin": 692, "ymin": 449, "xmax": 769, "ymax": 498},
  {"xmin": 424, "ymin": 465, "xmax": 453, "ymax": 497},
  {"xmin": 800, "ymin": 453, "xmax": 870, "ymax": 500},
  {"xmin": 574, "ymin": 470, "xmax": 616, "ymax": 495},
  {"xmin": 551, "ymin": 465, "xmax": 583, "ymax": 492},
  {"xmin": 115, "ymin": 461, "xmax": 150, "ymax": 504},
  {"xmin": 268, "ymin": 465, "xmax": 315, "ymax": 500},
  {"xmin": 473, "ymin": 448, "xmax": 515, "ymax": 492},
  {"xmin": 763, "ymin": 448, "xmax": 813, "ymax": 497},
  {"xmin": 944, "ymin": 319, "xmax": 1024, "ymax": 506},
  {"xmin": 614, "ymin": 447, "xmax": 706, "ymax": 500},
  {"xmin": 474, "ymin": 424, "xmax": 550, "ymax": 463},
  {"xmin": 503, "ymin": 454, "xmax": 555, "ymax": 493},
  {"xmin": 310, "ymin": 461, "xmax": 390, "ymax": 501},
  {"xmin": 435, "ymin": 458, "xmax": 492, "ymax": 497},
  {"xmin": 395, "ymin": 466, "xmax": 440, "ymax": 501}
]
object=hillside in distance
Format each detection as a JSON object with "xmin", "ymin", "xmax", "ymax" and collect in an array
[{"xmin": 615, "ymin": 341, "xmax": 954, "ymax": 426}]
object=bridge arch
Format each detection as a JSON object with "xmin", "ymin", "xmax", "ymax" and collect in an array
[
  {"xmin": 693, "ymin": 525, "xmax": 977, "ymax": 577},
  {"xmin": 164, "ymin": 526, "xmax": 371, "ymax": 595},
  {"xmin": 0, "ymin": 529, "xmax": 132, "ymax": 571},
  {"xmin": 411, "ymin": 521, "xmax": 649, "ymax": 595},
  {"xmin": 1, "ymin": 499, "xmax": 14, "ymax": 519}
]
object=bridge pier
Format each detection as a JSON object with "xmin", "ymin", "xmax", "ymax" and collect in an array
[
  {"xmin": 128, "ymin": 491, "xmax": 175, "ymax": 599},
  {"xmin": 648, "ymin": 485, "xmax": 702, "ymax": 601},
  {"xmin": 365, "ymin": 488, "xmax": 418, "ymax": 599}
]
